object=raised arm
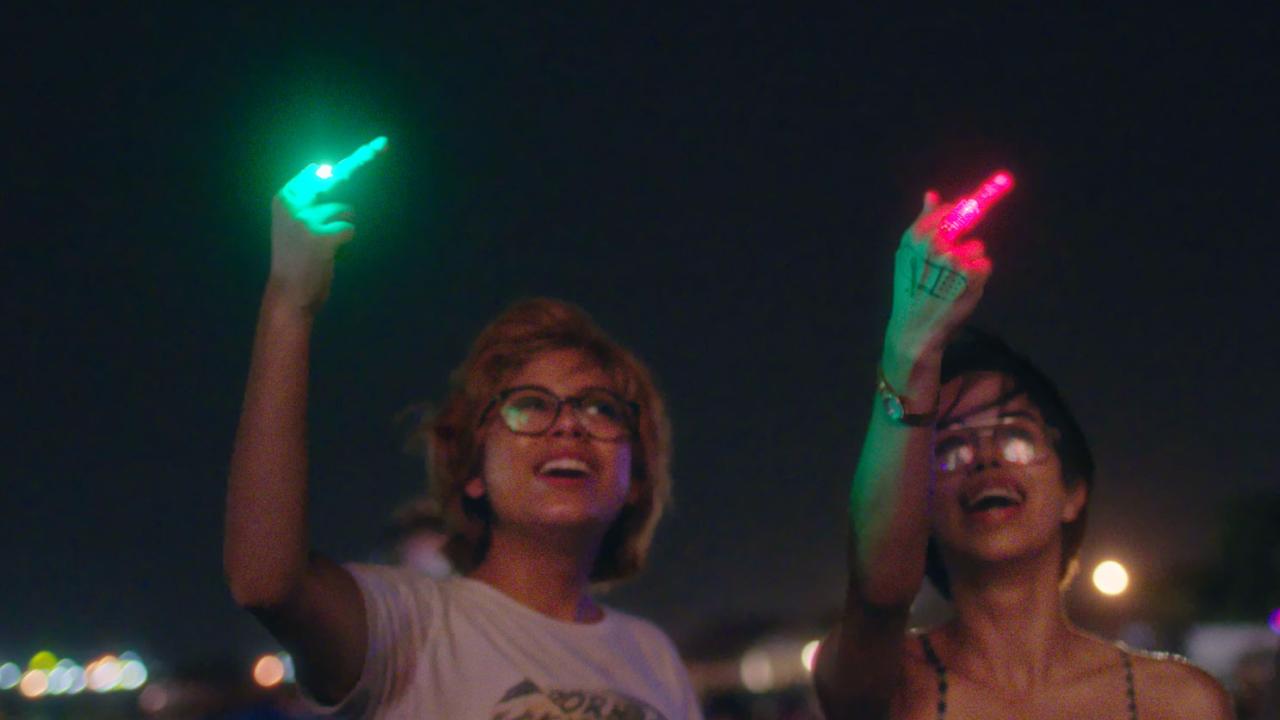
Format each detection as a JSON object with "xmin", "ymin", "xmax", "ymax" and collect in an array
[
  {"xmin": 223, "ymin": 138, "xmax": 388, "ymax": 703},
  {"xmin": 815, "ymin": 188, "xmax": 994, "ymax": 719}
]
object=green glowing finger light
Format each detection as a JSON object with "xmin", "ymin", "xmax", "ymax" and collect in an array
[
  {"xmin": 283, "ymin": 136, "xmax": 389, "ymax": 205},
  {"xmin": 329, "ymin": 136, "xmax": 388, "ymax": 181}
]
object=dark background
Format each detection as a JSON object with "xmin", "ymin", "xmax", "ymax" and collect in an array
[{"xmin": 6, "ymin": 4, "xmax": 1278, "ymax": 674}]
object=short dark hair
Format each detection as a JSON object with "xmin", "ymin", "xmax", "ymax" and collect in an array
[{"xmin": 924, "ymin": 327, "xmax": 1095, "ymax": 599}]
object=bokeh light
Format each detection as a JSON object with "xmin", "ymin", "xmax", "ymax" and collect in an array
[
  {"xmin": 0, "ymin": 663, "xmax": 21, "ymax": 690},
  {"xmin": 139, "ymin": 684, "xmax": 170, "ymax": 714},
  {"xmin": 87, "ymin": 655, "xmax": 123, "ymax": 692},
  {"xmin": 1268, "ymin": 608, "xmax": 1280, "ymax": 635},
  {"xmin": 738, "ymin": 649, "xmax": 774, "ymax": 693},
  {"xmin": 1, "ymin": 653, "xmax": 143, "ymax": 698},
  {"xmin": 28, "ymin": 651, "xmax": 57, "ymax": 672},
  {"xmin": 120, "ymin": 659, "xmax": 148, "ymax": 690},
  {"xmin": 66, "ymin": 665, "xmax": 87, "ymax": 694},
  {"xmin": 801, "ymin": 639, "xmax": 821, "ymax": 673},
  {"xmin": 47, "ymin": 666, "xmax": 71, "ymax": 695},
  {"xmin": 1092, "ymin": 560, "xmax": 1130, "ymax": 596},
  {"xmin": 253, "ymin": 654, "xmax": 286, "ymax": 688},
  {"xmin": 19, "ymin": 669, "xmax": 49, "ymax": 699}
]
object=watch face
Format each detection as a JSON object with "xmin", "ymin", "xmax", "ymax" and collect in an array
[{"xmin": 882, "ymin": 393, "xmax": 905, "ymax": 421}]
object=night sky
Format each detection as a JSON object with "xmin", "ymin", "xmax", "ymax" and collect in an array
[{"xmin": 7, "ymin": 5, "xmax": 1278, "ymax": 673}]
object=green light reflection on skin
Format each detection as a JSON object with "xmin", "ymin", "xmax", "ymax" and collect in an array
[{"xmin": 282, "ymin": 136, "xmax": 389, "ymax": 207}]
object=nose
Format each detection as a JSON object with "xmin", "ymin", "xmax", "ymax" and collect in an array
[
  {"xmin": 548, "ymin": 401, "xmax": 587, "ymax": 438},
  {"xmin": 967, "ymin": 433, "xmax": 1004, "ymax": 472}
]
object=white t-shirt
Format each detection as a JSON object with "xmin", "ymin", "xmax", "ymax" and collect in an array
[{"xmin": 313, "ymin": 563, "xmax": 703, "ymax": 720}]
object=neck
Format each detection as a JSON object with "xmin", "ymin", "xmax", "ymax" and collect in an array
[
  {"xmin": 468, "ymin": 524, "xmax": 603, "ymax": 623},
  {"xmin": 941, "ymin": 554, "xmax": 1079, "ymax": 690}
]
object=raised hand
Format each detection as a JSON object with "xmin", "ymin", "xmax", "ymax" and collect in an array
[
  {"xmin": 884, "ymin": 173, "xmax": 1010, "ymax": 367},
  {"xmin": 269, "ymin": 136, "xmax": 389, "ymax": 313}
]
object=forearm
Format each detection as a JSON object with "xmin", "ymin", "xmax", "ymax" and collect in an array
[
  {"xmin": 818, "ymin": 342, "xmax": 939, "ymax": 718},
  {"xmin": 814, "ymin": 601, "xmax": 911, "ymax": 720},
  {"xmin": 847, "ymin": 342, "xmax": 940, "ymax": 606},
  {"xmin": 826, "ymin": 176, "xmax": 997, "ymax": 716},
  {"xmin": 224, "ymin": 282, "xmax": 317, "ymax": 607}
]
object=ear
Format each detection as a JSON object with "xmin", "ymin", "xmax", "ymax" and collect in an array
[
  {"xmin": 1061, "ymin": 481, "xmax": 1087, "ymax": 523},
  {"xmin": 464, "ymin": 476, "xmax": 486, "ymax": 500}
]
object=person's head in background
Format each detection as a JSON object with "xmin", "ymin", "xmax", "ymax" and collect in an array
[{"xmin": 383, "ymin": 497, "xmax": 453, "ymax": 579}]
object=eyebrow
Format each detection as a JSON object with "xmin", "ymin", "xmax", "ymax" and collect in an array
[
  {"xmin": 501, "ymin": 384, "xmax": 622, "ymax": 398},
  {"xmin": 938, "ymin": 408, "xmax": 1040, "ymax": 430}
]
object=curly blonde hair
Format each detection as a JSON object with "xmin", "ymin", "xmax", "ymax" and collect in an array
[{"xmin": 417, "ymin": 298, "xmax": 672, "ymax": 583}]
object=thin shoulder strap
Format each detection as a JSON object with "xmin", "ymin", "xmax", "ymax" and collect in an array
[
  {"xmin": 919, "ymin": 634, "xmax": 948, "ymax": 720},
  {"xmin": 1121, "ymin": 649, "xmax": 1138, "ymax": 720}
]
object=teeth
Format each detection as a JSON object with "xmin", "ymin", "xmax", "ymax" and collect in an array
[
  {"xmin": 973, "ymin": 487, "xmax": 1020, "ymax": 503},
  {"xmin": 964, "ymin": 486, "xmax": 1023, "ymax": 509},
  {"xmin": 538, "ymin": 458, "xmax": 590, "ymax": 475}
]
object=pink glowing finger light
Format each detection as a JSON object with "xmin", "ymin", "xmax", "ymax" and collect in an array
[{"xmin": 936, "ymin": 170, "xmax": 1015, "ymax": 245}]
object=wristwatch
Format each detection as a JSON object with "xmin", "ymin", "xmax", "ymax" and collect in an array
[{"xmin": 876, "ymin": 366, "xmax": 938, "ymax": 426}]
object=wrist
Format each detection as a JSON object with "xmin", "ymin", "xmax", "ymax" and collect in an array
[
  {"xmin": 875, "ymin": 363, "xmax": 939, "ymax": 425},
  {"xmin": 261, "ymin": 280, "xmax": 322, "ymax": 326},
  {"xmin": 880, "ymin": 339, "xmax": 943, "ymax": 392}
]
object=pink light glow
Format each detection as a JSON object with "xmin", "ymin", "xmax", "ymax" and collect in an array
[
  {"xmin": 1268, "ymin": 608, "xmax": 1280, "ymax": 635},
  {"xmin": 936, "ymin": 170, "xmax": 1016, "ymax": 245}
]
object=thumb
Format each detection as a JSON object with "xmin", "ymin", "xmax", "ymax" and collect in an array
[{"xmin": 907, "ymin": 189, "xmax": 942, "ymax": 232}]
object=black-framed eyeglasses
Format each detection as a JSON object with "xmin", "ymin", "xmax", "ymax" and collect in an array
[
  {"xmin": 933, "ymin": 416, "xmax": 1060, "ymax": 474},
  {"xmin": 478, "ymin": 385, "xmax": 639, "ymax": 442}
]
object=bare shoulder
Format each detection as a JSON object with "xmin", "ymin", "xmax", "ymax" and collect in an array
[{"xmin": 1127, "ymin": 647, "xmax": 1235, "ymax": 720}]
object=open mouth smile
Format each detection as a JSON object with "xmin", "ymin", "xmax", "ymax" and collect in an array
[
  {"xmin": 535, "ymin": 456, "xmax": 596, "ymax": 486},
  {"xmin": 960, "ymin": 482, "xmax": 1025, "ymax": 520}
]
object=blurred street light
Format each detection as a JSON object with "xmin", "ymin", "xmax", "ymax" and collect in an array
[
  {"xmin": 253, "ymin": 654, "xmax": 286, "ymax": 688},
  {"xmin": 1092, "ymin": 560, "xmax": 1130, "ymax": 596}
]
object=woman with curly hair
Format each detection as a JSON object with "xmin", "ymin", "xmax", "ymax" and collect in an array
[{"xmin": 224, "ymin": 139, "xmax": 699, "ymax": 719}]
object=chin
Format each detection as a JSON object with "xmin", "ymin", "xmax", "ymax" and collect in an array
[
  {"xmin": 530, "ymin": 503, "xmax": 622, "ymax": 530},
  {"xmin": 962, "ymin": 532, "xmax": 1062, "ymax": 570}
]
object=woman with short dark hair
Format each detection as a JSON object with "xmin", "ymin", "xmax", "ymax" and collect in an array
[{"xmin": 813, "ymin": 185, "xmax": 1232, "ymax": 719}]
